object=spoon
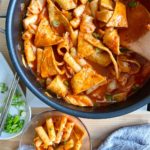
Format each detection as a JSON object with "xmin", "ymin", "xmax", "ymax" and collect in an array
[{"xmin": 119, "ymin": 1, "xmax": 150, "ymax": 61}]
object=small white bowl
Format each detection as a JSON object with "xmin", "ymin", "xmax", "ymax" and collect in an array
[{"xmin": 0, "ymin": 53, "xmax": 31, "ymax": 140}]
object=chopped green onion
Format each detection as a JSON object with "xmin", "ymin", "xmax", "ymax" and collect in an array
[
  {"xmin": 12, "ymin": 90, "xmax": 22, "ymax": 100},
  {"xmin": 63, "ymin": 141, "xmax": 67, "ymax": 145},
  {"xmin": 49, "ymin": 127, "xmax": 53, "ymax": 131},
  {"xmin": 128, "ymin": 1, "xmax": 138, "ymax": 8},
  {"xmin": 19, "ymin": 110, "xmax": 26, "ymax": 117},
  {"xmin": 94, "ymin": 102, "xmax": 99, "ymax": 107},
  {"xmin": 14, "ymin": 115, "xmax": 20, "ymax": 124},
  {"xmin": 11, "ymin": 100, "xmax": 25, "ymax": 107},
  {"xmin": 37, "ymin": 78, "xmax": 45, "ymax": 86},
  {"xmin": 11, "ymin": 91, "xmax": 25, "ymax": 107},
  {"xmin": 112, "ymin": 93, "xmax": 126, "ymax": 102},
  {"xmin": 120, "ymin": 47, "xmax": 129, "ymax": 53},
  {"xmin": 64, "ymin": 80, "xmax": 69, "ymax": 87},
  {"xmin": 92, "ymin": 32, "xmax": 101, "ymax": 39},
  {"xmin": 52, "ymin": 20, "xmax": 60, "ymax": 27},
  {"xmin": 0, "ymin": 107, "xmax": 3, "ymax": 113},
  {"xmin": 95, "ymin": 48, "xmax": 101, "ymax": 53},
  {"xmin": 105, "ymin": 94, "xmax": 113, "ymax": 101},
  {"xmin": 4, "ymin": 114, "xmax": 25, "ymax": 134},
  {"xmin": 0, "ymin": 83, "xmax": 8, "ymax": 93},
  {"xmin": 132, "ymin": 84, "xmax": 140, "ymax": 92}
]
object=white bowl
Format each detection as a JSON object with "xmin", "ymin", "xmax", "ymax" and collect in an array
[{"xmin": 0, "ymin": 53, "xmax": 31, "ymax": 140}]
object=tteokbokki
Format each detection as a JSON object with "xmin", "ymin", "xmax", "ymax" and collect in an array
[{"xmin": 22, "ymin": 0, "xmax": 150, "ymax": 107}]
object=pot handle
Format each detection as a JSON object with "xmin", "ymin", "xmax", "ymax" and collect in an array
[{"xmin": 0, "ymin": 28, "xmax": 5, "ymax": 34}]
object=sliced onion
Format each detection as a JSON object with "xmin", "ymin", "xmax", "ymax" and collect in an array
[
  {"xmin": 112, "ymin": 92, "xmax": 127, "ymax": 102},
  {"xmin": 46, "ymin": 78, "xmax": 52, "ymax": 86},
  {"xmin": 117, "ymin": 55, "xmax": 141, "ymax": 75},
  {"xmin": 86, "ymin": 80, "xmax": 107, "ymax": 94},
  {"xmin": 107, "ymin": 79, "xmax": 118, "ymax": 92},
  {"xmin": 118, "ymin": 73, "xmax": 129, "ymax": 86},
  {"xmin": 21, "ymin": 55, "xmax": 27, "ymax": 68},
  {"xmin": 86, "ymin": 84, "xmax": 101, "ymax": 95},
  {"xmin": 21, "ymin": 3, "xmax": 25, "ymax": 11}
]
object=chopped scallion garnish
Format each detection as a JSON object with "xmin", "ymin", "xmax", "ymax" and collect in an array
[
  {"xmin": 105, "ymin": 94, "xmax": 113, "ymax": 101},
  {"xmin": 0, "ymin": 107, "xmax": 3, "ymax": 113},
  {"xmin": 94, "ymin": 102, "xmax": 99, "ymax": 107},
  {"xmin": 95, "ymin": 48, "xmax": 101, "ymax": 53},
  {"xmin": 128, "ymin": 1, "xmax": 138, "ymax": 8},
  {"xmin": 19, "ymin": 110, "xmax": 26, "ymax": 117},
  {"xmin": 120, "ymin": 47, "xmax": 129, "ymax": 53},
  {"xmin": 11, "ymin": 91, "xmax": 25, "ymax": 107},
  {"xmin": 0, "ymin": 83, "xmax": 8, "ymax": 93},
  {"xmin": 52, "ymin": 20, "xmax": 60, "ymax": 27},
  {"xmin": 4, "ymin": 114, "xmax": 25, "ymax": 134},
  {"xmin": 11, "ymin": 100, "xmax": 25, "ymax": 107},
  {"xmin": 132, "ymin": 84, "xmax": 140, "ymax": 92},
  {"xmin": 64, "ymin": 80, "xmax": 69, "ymax": 87},
  {"xmin": 92, "ymin": 32, "xmax": 101, "ymax": 39}
]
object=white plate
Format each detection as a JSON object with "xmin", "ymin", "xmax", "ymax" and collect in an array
[{"xmin": 0, "ymin": 53, "xmax": 31, "ymax": 140}]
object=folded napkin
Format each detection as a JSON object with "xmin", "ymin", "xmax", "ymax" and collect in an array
[{"xmin": 98, "ymin": 124, "xmax": 150, "ymax": 150}]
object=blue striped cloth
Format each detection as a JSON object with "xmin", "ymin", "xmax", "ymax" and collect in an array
[{"xmin": 98, "ymin": 124, "xmax": 150, "ymax": 150}]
